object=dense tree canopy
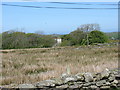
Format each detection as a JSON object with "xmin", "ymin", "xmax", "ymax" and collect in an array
[{"xmin": 89, "ymin": 30, "xmax": 109, "ymax": 44}]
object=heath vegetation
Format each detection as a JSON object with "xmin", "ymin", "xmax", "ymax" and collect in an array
[{"xmin": 1, "ymin": 45, "xmax": 118, "ymax": 85}]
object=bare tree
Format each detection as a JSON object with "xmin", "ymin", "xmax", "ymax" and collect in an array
[
  {"xmin": 78, "ymin": 24, "xmax": 100, "ymax": 46},
  {"xmin": 79, "ymin": 23, "xmax": 100, "ymax": 32}
]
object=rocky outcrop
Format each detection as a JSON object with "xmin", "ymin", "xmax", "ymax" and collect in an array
[{"xmin": 2, "ymin": 68, "xmax": 120, "ymax": 90}]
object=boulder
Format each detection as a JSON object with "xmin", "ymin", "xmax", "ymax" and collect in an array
[
  {"xmin": 105, "ymin": 82, "xmax": 111, "ymax": 85},
  {"xmin": 111, "ymin": 80, "xmax": 118, "ymax": 84},
  {"xmin": 18, "ymin": 84, "xmax": 36, "ymax": 89},
  {"xmin": 82, "ymin": 86, "xmax": 89, "ymax": 89},
  {"xmin": 61, "ymin": 75, "xmax": 78, "ymax": 83},
  {"xmin": 61, "ymin": 73, "xmax": 68, "ymax": 78},
  {"xmin": 100, "ymin": 86, "xmax": 110, "ymax": 89},
  {"xmin": 96, "ymin": 80, "xmax": 106, "ymax": 87},
  {"xmin": 100, "ymin": 68, "xmax": 110, "ymax": 79},
  {"xmin": 75, "ymin": 73, "xmax": 84, "ymax": 81},
  {"xmin": 89, "ymin": 85, "xmax": 98, "ymax": 89},
  {"xmin": 68, "ymin": 84, "xmax": 79, "ymax": 88},
  {"xmin": 35, "ymin": 80, "xmax": 56, "ymax": 88},
  {"xmin": 84, "ymin": 72, "xmax": 93, "ymax": 82},
  {"xmin": 83, "ymin": 82, "xmax": 92, "ymax": 87},
  {"xmin": 56, "ymin": 84, "xmax": 68, "ymax": 88},
  {"xmin": 94, "ymin": 73, "xmax": 101, "ymax": 81},
  {"xmin": 108, "ymin": 75, "xmax": 115, "ymax": 82},
  {"xmin": 76, "ymin": 81, "xmax": 83, "ymax": 84}
]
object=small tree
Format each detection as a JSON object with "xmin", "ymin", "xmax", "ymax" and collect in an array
[
  {"xmin": 69, "ymin": 30, "xmax": 86, "ymax": 45},
  {"xmin": 89, "ymin": 30, "xmax": 109, "ymax": 44},
  {"xmin": 78, "ymin": 24, "xmax": 100, "ymax": 45},
  {"xmin": 61, "ymin": 30, "xmax": 86, "ymax": 46}
]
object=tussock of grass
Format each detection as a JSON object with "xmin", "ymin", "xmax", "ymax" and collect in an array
[{"xmin": 1, "ymin": 45, "xmax": 118, "ymax": 85}]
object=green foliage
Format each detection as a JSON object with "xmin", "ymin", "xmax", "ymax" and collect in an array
[
  {"xmin": 61, "ymin": 29, "xmax": 109, "ymax": 46},
  {"xmin": 61, "ymin": 24, "xmax": 101, "ymax": 46},
  {"xmin": 61, "ymin": 30, "xmax": 87, "ymax": 46},
  {"xmin": 2, "ymin": 30, "xmax": 55, "ymax": 49},
  {"xmin": 89, "ymin": 30, "xmax": 109, "ymax": 44},
  {"xmin": 40, "ymin": 35, "xmax": 56, "ymax": 48},
  {"xmin": 2, "ymin": 31, "xmax": 28, "ymax": 49},
  {"xmin": 61, "ymin": 34, "xmax": 72, "ymax": 46},
  {"xmin": 60, "ymin": 40, "xmax": 71, "ymax": 46},
  {"xmin": 61, "ymin": 34, "xmax": 71, "ymax": 41},
  {"xmin": 2, "ymin": 24, "xmax": 111, "ymax": 49},
  {"xmin": 69, "ymin": 30, "xmax": 86, "ymax": 45}
]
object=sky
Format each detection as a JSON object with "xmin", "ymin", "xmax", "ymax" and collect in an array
[
  {"xmin": 2, "ymin": 0, "xmax": 120, "ymax": 2},
  {"xmin": 2, "ymin": 2, "xmax": 118, "ymax": 34}
]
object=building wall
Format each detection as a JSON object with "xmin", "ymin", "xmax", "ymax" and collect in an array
[{"xmin": 55, "ymin": 38, "xmax": 62, "ymax": 44}]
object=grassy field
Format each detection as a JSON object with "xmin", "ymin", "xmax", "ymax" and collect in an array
[{"xmin": 0, "ymin": 45, "xmax": 118, "ymax": 86}]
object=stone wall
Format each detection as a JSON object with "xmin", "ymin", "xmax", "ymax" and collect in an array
[{"xmin": 2, "ymin": 68, "xmax": 120, "ymax": 90}]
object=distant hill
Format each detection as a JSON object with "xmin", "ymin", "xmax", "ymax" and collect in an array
[{"xmin": 105, "ymin": 32, "xmax": 118, "ymax": 40}]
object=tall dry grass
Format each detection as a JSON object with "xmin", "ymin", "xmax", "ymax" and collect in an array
[{"xmin": 0, "ymin": 45, "xmax": 118, "ymax": 86}]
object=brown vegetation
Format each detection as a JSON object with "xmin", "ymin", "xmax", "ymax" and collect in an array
[{"xmin": 0, "ymin": 45, "xmax": 118, "ymax": 86}]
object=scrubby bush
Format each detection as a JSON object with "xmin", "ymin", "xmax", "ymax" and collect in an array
[
  {"xmin": 2, "ymin": 31, "xmax": 28, "ymax": 49},
  {"xmin": 2, "ymin": 30, "xmax": 55, "ymax": 49},
  {"xmin": 61, "ymin": 34, "xmax": 72, "ymax": 46},
  {"xmin": 69, "ymin": 30, "xmax": 86, "ymax": 45},
  {"xmin": 61, "ymin": 30, "xmax": 86, "ymax": 46}
]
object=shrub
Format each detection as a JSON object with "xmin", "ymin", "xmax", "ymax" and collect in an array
[
  {"xmin": 89, "ymin": 30, "xmax": 109, "ymax": 44},
  {"xmin": 2, "ymin": 31, "xmax": 56, "ymax": 49}
]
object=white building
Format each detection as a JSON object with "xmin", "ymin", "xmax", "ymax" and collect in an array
[{"xmin": 55, "ymin": 38, "xmax": 62, "ymax": 44}]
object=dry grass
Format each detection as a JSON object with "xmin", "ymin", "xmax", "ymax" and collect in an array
[{"xmin": 0, "ymin": 45, "xmax": 118, "ymax": 86}]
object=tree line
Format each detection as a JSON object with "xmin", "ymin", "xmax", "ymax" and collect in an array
[
  {"xmin": 61, "ymin": 24, "xmax": 109, "ymax": 46},
  {"xmin": 1, "ymin": 24, "xmax": 116, "ymax": 49},
  {"xmin": 2, "ymin": 31, "xmax": 56, "ymax": 49}
]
